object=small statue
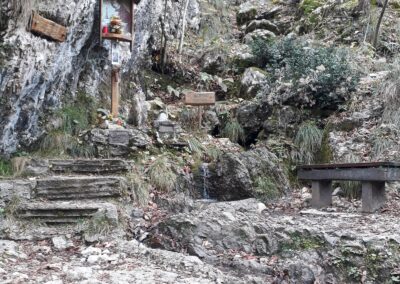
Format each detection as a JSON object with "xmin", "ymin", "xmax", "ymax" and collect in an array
[
  {"xmin": 97, "ymin": 108, "xmax": 110, "ymax": 129},
  {"xmin": 110, "ymin": 15, "xmax": 123, "ymax": 34}
]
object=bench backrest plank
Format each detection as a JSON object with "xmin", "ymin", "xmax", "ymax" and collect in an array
[{"xmin": 298, "ymin": 167, "xmax": 400, "ymax": 182}]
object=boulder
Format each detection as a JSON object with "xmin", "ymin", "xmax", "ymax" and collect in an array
[
  {"xmin": 86, "ymin": 128, "xmax": 151, "ymax": 157},
  {"xmin": 199, "ymin": 48, "xmax": 227, "ymax": 75},
  {"xmin": 203, "ymin": 110, "xmax": 220, "ymax": 132},
  {"xmin": 245, "ymin": 19, "xmax": 280, "ymax": 35},
  {"xmin": 208, "ymin": 147, "xmax": 289, "ymax": 200},
  {"xmin": 244, "ymin": 29, "xmax": 276, "ymax": 44},
  {"xmin": 240, "ymin": 67, "xmax": 268, "ymax": 99},
  {"xmin": 237, "ymin": 5, "xmax": 258, "ymax": 26},
  {"xmin": 236, "ymin": 99, "xmax": 270, "ymax": 145}
]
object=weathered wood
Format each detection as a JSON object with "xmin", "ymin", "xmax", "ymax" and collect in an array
[
  {"xmin": 298, "ymin": 167, "xmax": 400, "ymax": 182},
  {"xmin": 30, "ymin": 12, "xmax": 67, "ymax": 42},
  {"xmin": 102, "ymin": 33, "xmax": 133, "ymax": 42},
  {"xmin": 311, "ymin": 181, "xmax": 333, "ymax": 208},
  {"xmin": 362, "ymin": 181, "xmax": 386, "ymax": 213},
  {"xmin": 185, "ymin": 92, "xmax": 216, "ymax": 106},
  {"xmin": 298, "ymin": 162, "xmax": 400, "ymax": 170},
  {"xmin": 111, "ymin": 69, "xmax": 120, "ymax": 117}
]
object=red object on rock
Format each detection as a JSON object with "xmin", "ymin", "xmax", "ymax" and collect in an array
[{"xmin": 102, "ymin": 26, "xmax": 109, "ymax": 34}]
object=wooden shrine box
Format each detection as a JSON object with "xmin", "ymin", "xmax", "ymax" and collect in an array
[{"xmin": 100, "ymin": 0, "xmax": 135, "ymax": 45}]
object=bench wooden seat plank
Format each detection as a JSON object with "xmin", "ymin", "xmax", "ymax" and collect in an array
[
  {"xmin": 298, "ymin": 161, "xmax": 400, "ymax": 170},
  {"xmin": 297, "ymin": 162, "xmax": 397, "ymax": 213}
]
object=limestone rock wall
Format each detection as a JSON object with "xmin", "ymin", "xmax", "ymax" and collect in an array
[{"xmin": 0, "ymin": 0, "xmax": 199, "ymax": 157}]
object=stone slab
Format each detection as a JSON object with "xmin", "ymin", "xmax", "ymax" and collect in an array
[
  {"xmin": 34, "ymin": 176, "xmax": 126, "ymax": 200},
  {"xmin": 50, "ymin": 159, "xmax": 129, "ymax": 174}
]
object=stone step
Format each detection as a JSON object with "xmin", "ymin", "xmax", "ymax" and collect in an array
[
  {"xmin": 34, "ymin": 176, "xmax": 127, "ymax": 200},
  {"xmin": 49, "ymin": 159, "xmax": 130, "ymax": 174},
  {"xmin": 17, "ymin": 201, "xmax": 118, "ymax": 225}
]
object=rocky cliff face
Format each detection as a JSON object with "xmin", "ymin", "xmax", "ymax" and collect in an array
[
  {"xmin": 0, "ymin": 0, "xmax": 99, "ymax": 156},
  {"xmin": 0, "ymin": 0, "xmax": 199, "ymax": 157}
]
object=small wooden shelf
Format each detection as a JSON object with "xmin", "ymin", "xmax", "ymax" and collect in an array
[{"xmin": 102, "ymin": 33, "xmax": 132, "ymax": 42}]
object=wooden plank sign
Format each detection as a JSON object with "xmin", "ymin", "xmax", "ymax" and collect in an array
[
  {"xmin": 185, "ymin": 92, "xmax": 216, "ymax": 106},
  {"xmin": 30, "ymin": 12, "xmax": 67, "ymax": 42}
]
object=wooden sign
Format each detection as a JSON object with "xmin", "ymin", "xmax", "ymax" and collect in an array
[
  {"xmin": 185, "ymin": 92, "xmax": 216, "ymax": 106},
  {"xmin": 30, "ymin": 12, "xmax": 67, "ymax": 42}
]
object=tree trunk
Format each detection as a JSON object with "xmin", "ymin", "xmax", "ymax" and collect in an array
[
  {"xmin": 178, "ymin": 0, "xmax": 190, "ymax": 63},
  {"xmin": 373, "ymin": 0, "xmax": 389, "ymax": 49}
]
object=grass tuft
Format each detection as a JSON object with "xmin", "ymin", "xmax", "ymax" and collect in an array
[
  {"xmin": 222, "ymin": 119, "xmax": 245, "ymax": 144},
  {"xmin": 337, "ymin": 153, "xmax": 361, "ymax": 200},
  {"xmin": 148, "ymin": 155, "xmax": 177, "ymax": 192},
  {"xmin": 292, "ymin": 122, "xmax": 323, "ymax": 164},
  {"xmin": 0, "ymin": 159, "xmax": 12, "ymax": 177},
  {"xmin": 127, "ymin": 170, "xmax": 150, "ymax": 206}
]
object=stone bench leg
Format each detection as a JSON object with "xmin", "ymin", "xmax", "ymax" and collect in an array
[
  {"xmin": 311, "ymin": 181, "xmax": 333, "ymax": 208},
  {"xmin": 362, "ymin": 181, "xmax": 386, "ymax": 213}
]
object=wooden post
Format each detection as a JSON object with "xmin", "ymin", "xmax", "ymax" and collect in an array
[
  {"xmin": 111, "ymin": 68, "xmax": 120, "ymax": 118},
  {"xmin": 198, "ymin": 106, "xmax": 202, "ymax": 128}
]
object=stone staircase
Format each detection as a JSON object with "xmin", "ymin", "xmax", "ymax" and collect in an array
[{"xmin": 1, "ymin": 159, "xmax": 132, "ymax": 240}]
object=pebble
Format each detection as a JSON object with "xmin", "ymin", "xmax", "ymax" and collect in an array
[{"xmin": 66, "ymin": 267, "xmax": 93, "ymax": 281}]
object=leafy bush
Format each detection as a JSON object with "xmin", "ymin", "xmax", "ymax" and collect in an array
[
  {"xmin": 250, "ymin": 37, "xmax": 358, "ymax": 108},
  {"xmin": 291, "ymin": 122, "xmax": 323, "ymax": 164}
]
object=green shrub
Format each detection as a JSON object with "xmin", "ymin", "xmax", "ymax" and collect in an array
[
  {"xmin": 222, "ymin": 119, "xmax": 245, "ymax": 144},
  {"xmin": 254, "ymin": 176, "xmax": 280, "ymax": 201},
  {"xmin": 292, "ymin": 122, "xmax": 323, "ymax": 164},
  {"xmin": 148, "ymin": 155, "xmax": 177, "ymax": 192},
  {"xmin": 250, "ymin": 37, "xmax": 358, "ymax": 108},
  {"xmin": 300, "ymin": 0, "xmax": 324, "ymax": 15}
]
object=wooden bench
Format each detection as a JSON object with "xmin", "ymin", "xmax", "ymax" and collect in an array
[{"xmin": 297, "ymin": 162, "xmax": 400, "ymax": 213}]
